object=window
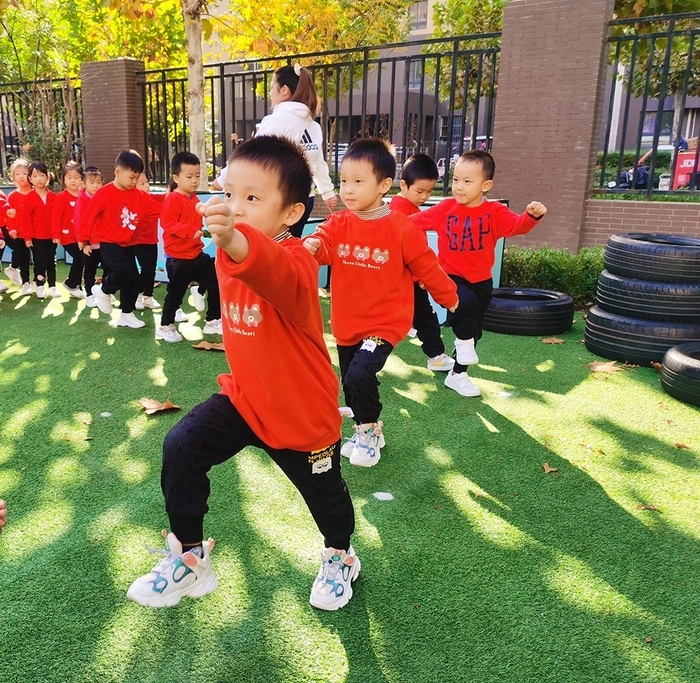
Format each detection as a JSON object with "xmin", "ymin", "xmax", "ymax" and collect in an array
[
  {"xmin": 409, "ymin": 1, "xmax": 428, "ymax": 30},
  {"xmin": 642, "ymin": 110, "xmax": 674, "ymax": 142},
  {"xmin": 408, "ymin": 61, "xmax": 423, "ymax": 90}
]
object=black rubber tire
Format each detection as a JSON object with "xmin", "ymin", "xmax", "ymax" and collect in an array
[
  {"xmin": 661, "ymin": 343, "xmax": 700, "ymax": 407},
  {"xmin": 604, "ymin": 233, "xmax": 700, "ymax": 283},
  {"xmin": 596, "ymin": 270, "xmax": 700, "ymax": 323},
  {"xmin": 584, "ymin": 305, "xmax": 700, "ymax": 365},
  {"xmin": 482, "ymin": 288, "xmax": 574, "ymax": 336}
]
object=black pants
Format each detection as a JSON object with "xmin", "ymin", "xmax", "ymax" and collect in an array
[
  {"xmin": 162, "ymin": 393, "xmax": 355, "ymax": 550},
  {"xmin": 412, "ymin": 282, "xmax": 445, "ymax": 358},
  {"xmin": 63, "ymin": 242, "xmax": 85, "ymax": 290},
  {"xmin": 100, "ymin": 243, "xmax": 139, "ymax": 313},
  {"xmin": 162, "ymin": 253, "xmax": 221, "ymax": 326},
  {"xmin": 2, "ymin": 227, "xmax": 31, "ymax": 283},
  {"xmin": 289, "ymin": 195, "xmax": 315, "ymax": 238},
  {"xmin": 31, "ymin": 239, "xmax": 56, "ymax": 287},
  {"xmin": 337, "ymin": 337, "xmax": 394, "ymax": 425},
  {"xmin": 83, "ymin": 248, "xmax": 109, "ymax": 294},
  {"xmin": 133, "ymin": 243, "xmax": 158, "ymax": 297}
]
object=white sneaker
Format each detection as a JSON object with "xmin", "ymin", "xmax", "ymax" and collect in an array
[
  {"xmin": 309, "ymin": 546, "xmax": 360, "ymax": 611},
  {"xmin": 444, "ymin": 371, "xmax": 481, "ymax": 397},
  {"xmin": 190, "ymin": 285, "xmax": 206, "ymax": 312},
  {"xmin": 175, "ymin": 308, "xmax": 188, "ymax": 323},
  {"xmin": 127, "ymin": 531, "xmax": 218, "ymax": 608},
  {"xmin": 341, "ymin": 423, "xmax": 385, "ymax": 458},
  {"xmin": 91, "ymin": 284, "xmax": 112, "ymax": 314},
  {"xmin": 156, "ymin": 324, "xmax": 183, "ymax": 343},
  {"xmin": 427, "ymin": 353, "xmax": 455, "ymax": 372},
  {"xmin": 21, "ymin": 282, "xmax": 32, "ymax": 296},
  {"xmin": 350, "ymin": 423, "xmax": 384, "ymax": 467},
  {"xmin": 65, "ymin": 284, "xmax": 86, "ymax": 299},
  {"xmin": 49, "ymin": 286, "xmax": 61, "ymax": 298},
  {"xmin": 454, "ymin": 338, "xmax": 479, "ymax": 365},
  {"xmin": 0, "ymin": 282, "xmax": 7, "ymax": 293},
  {"xmin": 36, "ymin": 285, "xmax": 46, "ymax": 298},
  {"xmin": 5, "ymin": 266, "xmax": 21, "ymax": 285},
  {"xmin": 203, "ymin": 319, "xmax": 222, "ymax": 335},
  {"xmin": 135, "ymin": 294, "xmax": 145, "ymax": 310},
  {"xmin": 86, "ymin": 295, "xmax": 97, "ymax": 307},
  {"xmin": 110, "ymin": 294, "xmax": 119, "ymax": 305},
  {"xmin": 142, "ymin": 295, "xmax": 161, "ymax": 309},
  {"xmin": 110, "ymin": 312, "xmax": 146, "ymax": 329}
]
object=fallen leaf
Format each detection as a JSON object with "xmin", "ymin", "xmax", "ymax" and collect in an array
[
  {"xmin": 659, "ymin": 402, "xmax": 670, "ymax": 411},
  {"xmin": 650, "ymin": 362, "xmax": 663, "ymax": 372},
  {"xmin": 542, "ymin": 462, "xmax": 558, "ymax": 474},
  {"xmin": 667, "ymin": 419, "xmax": 676, "ymax": 426},
  {"xmin": 589, "ymin": 360, "xmax": 622, "ymax": 373},
  {"xmin": 636, "ymin": 504, "xmax": 660, "ymax": 511},
  {"xmin": 138, "ymin": 398, "xmax": 181, "ymax": 415},
  {"xmin": 541, "ymin": 337, "xmax": 564, "ymax": 344},
  {"xmin": 192, "ymin": 341, "xmax": 225, "ymax": 352},
  {"xmin": 645, "ymin": 637, "xmax": 653, "ymax": 644},
  {"xmin": 675, "ymin": 442, "xmax": 690, "ymax": 450}
]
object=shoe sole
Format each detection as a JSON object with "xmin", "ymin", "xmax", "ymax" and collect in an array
[
  {"xmin": 427, "ymin": 362, "xmax": 455, "ymax": 372},
  {"xmin": 155, "ymin": 332, "xmax": 183, "ymax": 342},
  {"xmin": 309, "ymin": 556, "xmax": 361, "ymax": 611},
  {"xmin": 127, "ymin": 572, "xmax": 218, "ymax": 608},
  {"xmin": 110, "ymin": 320, "xmax": 146, "ymax": 329}
]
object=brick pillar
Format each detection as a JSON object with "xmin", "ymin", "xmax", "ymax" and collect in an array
[
  {"xmin": 491, "ymin": 0, "xmax": 615, "ymax": 251},
  {"xmin": 79, "ymin": 58, "xmax": 145, "ymax": 182}
]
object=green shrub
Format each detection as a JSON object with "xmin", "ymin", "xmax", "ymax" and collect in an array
[
  {"xmin": 501, "ymin": 245, "xmax": 604, "ymax": 308},
  {"xmin": 596, "ymin": 150, "xmax": 672, "ymax": 173}
]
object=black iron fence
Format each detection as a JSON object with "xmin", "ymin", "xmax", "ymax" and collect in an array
[
  {"xmin": 0, "ymin": 78, "xmax": 83, "ymax": 181},
  {"xmin": 138, "ymin": 33, "xmax": 500, "ymax": 194},
  {"xmin": 597, "ymin": 12, "xmax": 700, "ymax": 199}
]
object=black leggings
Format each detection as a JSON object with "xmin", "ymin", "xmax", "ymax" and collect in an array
[
  {"xmin": 162, "ymin": 253, "xmax": 221, "ymax": 326},
  {"xmin": 31, "ymin": 239, "xmax": 56, "ymax": 287},
  {"xmin": 2, "ymin": 227, "xmax": 31, "ymax": 284},
  {"xmin": 412, "ymin": 282, "xmax": 445, "ymax": 358},
  {"xmin": 63, "ymin": 243, "xmax": 85, "ymax": 290},
  {"xmin": 100, "ymin": 243, "xmax": 139, "ymax": 313},
  {"xmin": 133, "ymin": 243, "xmax": 158, "ymax": 297}
]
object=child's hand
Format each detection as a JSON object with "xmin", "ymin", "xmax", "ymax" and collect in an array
[
  {"xmin": 193, "ymin": 229, "xmax": 203, "ymax": 240},
  {"xmin": 526, "ymin": 201, "xmax": 547, "ymax": 219},
  {"xmin": 82, "ymin": 244, "xmax": 92, "ymax": 256},
  {"xmin": 324, "ymin": 195, "xmax": 338, "ymax": 211},
  {"xmin": 0, "ymin": 239, "xmax": 4, "ymax": 249},
  {"xmin": 6, "ymin": 208, "xmax": 16, "ymax": 219},
  {"xmin": 448, "ymin": 300, "xmax": 459, "ymax": 313},
  {"xmin": 25, "ymin": 239, "xmax": 32, "ymax": 248},
  {"xmin": 9, "ymin": 229, "xmax": 17, "ymax": 239},
  {"xmin": 304, "ymin": 237, "xmax": 321, "ymax": 255},
  {"xmin": 52, "ymin": 238, "xmax": 60, "ymax": 244},
  {"xmin": 197, "ymin": 195, "xmax": 235, "ymax": 249}
]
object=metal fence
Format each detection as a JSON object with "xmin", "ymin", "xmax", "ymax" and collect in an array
[
  {"xmin": 0, "ymin": 78, "xmax": 83, "ymax": 180},
  {"xmin": 597, "ymin": 12, "xmax": 700, "ymax": 199},
  {"xmin": 138, "ymin": 33, "xmax": 500, "ymax": 193}
]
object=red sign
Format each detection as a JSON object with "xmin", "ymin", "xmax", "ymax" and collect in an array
[{"xmin": 673, "ymin": 151, "xmax": 699, "ymax": 189}]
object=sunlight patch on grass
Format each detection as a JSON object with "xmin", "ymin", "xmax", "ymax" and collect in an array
[
  {"xmin": 50, "ymin": 417, "xmax": 91, "ymax": 453},
  {"xmin": 87, "ymin": 505, "xmax": 129, "ymax": 543},
  {"xmin": 89, "ymin": 351, "xmax": 100, "ymax": 360},
  {"xmin": 147, "ymin": 357, "xmax": 168, "ymax": 386},
  {"xmin": 355, "ymin": 500, "xmax": 385, "ymax": 550},
  {"xmin": 106, "ymin": 526, "xmax": 165, "ymax": 587},
  {"xmin": 126, "ymin": 414, "xmax": 153, "ymax": 440},
  {"xmin": 424, "ymin": 444, "xmax": 453, "ymax": 468},
  {"xmin": 478, "ymin": 363, "xmax": 507, "ymax": 373},
  {"xmin": 46, "ymin": 457, "xmax": 88, "ymax": 488},
  {"xmin": 536, "ymin": 359, "xmax": 555, "ymax": 373},
  {"xmin": 2, "ymin": 399, "xmax": 47, "ymax": 439},
  {"xmin": 34, "ymin": 374, "xmax": 51, "ymax": 393},
  {"xmin": 610, "ymin": 633, "xmax": 689, "ymax": 683},
  {"xmin": 382, "ymin": 353, "xmax": 425, "ymax": 379},
  {"xmin": 195, "ymin": 544, "xmax": 252, "ymax": 623},
  {"xmin": 0, "ymin": 341, "xmax": 29, "ymax": 361},
  {"xmin": 476, "ymin": 412, "xmax": 500, "ymax": 433},
  {"xmin": 392, "ymin": 381, "xmax": 437, "ymax": 406},
  {"xmin": 12, "ymin": 295, "xmax": 29, "ymax": 310},
  {"xmin": 70, "ymin": 359, "xmax": 86, "ymax": 381},
  {"xmin": 0, "ymin": 360, "xmax": 34, "ymax": 386},
  {"xmin": 106, "ymin": 336, "xmax": 115, "ymax": 346},
  {"xmin": 40, "ymin": 300, "xmax": 63, "ymax": 318},
  {"xmin": 107, "ymin": 441, "xmax": 151, "ymax": 484},
  {"xmin": 0, "ymin": 468, "xmax": 20, "ymax": 494}
]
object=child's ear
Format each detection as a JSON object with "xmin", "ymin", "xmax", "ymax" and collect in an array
[
  {"xmin": 380, "ymin": 177, "xmax": 393, "ymax": 195},
  {"xmin": 482, "ymin": 179, "xmax": 494, "ymax": 193},
  {"xmin": 282, "ymin": 201, "xmax": 307, "ymax": 227},
  {"xmin": 399, "ymin": 179, "xmax": 408, "ymax": 192}
]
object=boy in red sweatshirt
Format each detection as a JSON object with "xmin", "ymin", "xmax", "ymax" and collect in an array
[
  {"xmin": 156, "ymin": 151, "xmax": 221, "ymax": 343},
  {"xmin": 127, "ymin": 135, "xmax": 358, "ymax": 612},
  {"xmin": 412, "ymin": 150, "xmax": 547, "ymax": 397},
  {"xmin": 75, "ymin": 166, "xmax": 105, "ymax": 307},
  {"xmin": 134, "ymin": 172, "xmax": 164, "ymax": 312},
  {"xmin": 389, "ymin": 154, "xmax": 454, "ymax": 373},
  {"xmin": 82, "ymin": 150, "xmax": 163, "ymax": 328},
  {"xmin": 304, "ymin": 138, "xmax": 459, "ymax": 468}
]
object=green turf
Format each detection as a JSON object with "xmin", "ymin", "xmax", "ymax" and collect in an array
[{"xmin": 1, "ymin": 266, "xmax": 699, "ymax": 683}]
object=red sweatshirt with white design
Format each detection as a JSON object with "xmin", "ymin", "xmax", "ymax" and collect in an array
[
  {"xmin": 308, "ymin": 210, "xmax": 459, "ymax": 347},
  {"xmin": 216, "ymin": 223, "xmax": 341, "ymax": 452},
  {"xmin": 412, "ymin": 198, "xmax": 541, "ymax": 283},
  {"xmin": 2, "ymin": 191, "xmax": 30, "ymax": 235},
  {"xmin": 133, "ymin": 191, "xmax": 165, "ymax": 246},
  {"xmin": 17, "ymin": 190, "xmax": 56, "ymax": 240},
  {"xmin": 51, "ymin": 190, "xmax": 80, "ymax": 244},
  {"xmin": 161, "ymin": 191, "xmax": 203, "ymax": 259},
  {"xmin": 81, "ymin": 182, "xmax": 162, "ymax": 247}
]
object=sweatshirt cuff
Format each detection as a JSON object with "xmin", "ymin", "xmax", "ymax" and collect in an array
[{"xmin": 320, "ymin": 190, "xmax": 335, "ymax": 202}]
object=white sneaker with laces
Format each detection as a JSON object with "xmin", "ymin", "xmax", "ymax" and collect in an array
[
  {"xmin": 21, "ymin": 282, "xmax": 32, "ymax": 296},
  {"xmin": 65, "ymin": 285, "xmax": 86, "ymax": 299},
  {"xmin": 203, "ymin": 318, "xmax": 222, "ymax": 335},
  {"xmin": 340, "ymin": 427, "xmax": 359, "ymax": 458},
  {"xmin": 427, "ymin": 353, "xmax": 455, "ymax": 372},
  {"xmin": 156, "ymin": 324, "xmax": 183, "ymax": 343},
  {"xmin": 127, "ymin": 531, "xmax": 218, "ymax": 608},
  {"xmin": 91, "ymin": 284, "xmax": 112, "ymax": 314},
  {"xmin": 49, "ymin": 286, "xmax": 61, "ymax": 298},
  {"xmin": 5, "ymin": 266, "xmax": 21, "ymax": 286},
  {"xmin": 86, "ymin": 295, "xmax": 97, "ymax": 308},
  {"xmin": 454, "ymin": 338, "xmax": 479, "ymax": 365},
  {"xmin": 36, "ymin": 285, "xmax": 46, "ymax": 298},
  {"xmin": 444, "ymin": 370, "xmax": 481, "ymax": 397},
  {"xmin": 350, "ymin": 423, "xmax": 384, "ymax": 467},
  {"xmin": 309, "ymin": 546, "xmax": 360, "ymax": 611},
  {"xmin": 175, "ymin": 308, "xmax": 188, "ymax": 323},
  {"xmin": 190, "ymin": 285, "xmax": 206, "ymax": 312},
  {"xmin": 110, "ymin": 312, "xmax": 146, "ymax": 329},
  {"xmin": 142, "ymin": 295, "xmax": 161, "ymax": 309},
  {"xmin": 135, "ymin": 294, "xmax": 145, "ymax": 310}
]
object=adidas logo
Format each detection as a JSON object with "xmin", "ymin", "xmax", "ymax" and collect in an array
[{"xmin": 301, "ymin": 129, "xmax": 314, "ymax": 145}]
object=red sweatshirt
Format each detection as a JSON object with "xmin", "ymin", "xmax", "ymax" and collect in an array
[
  {"xmin": 133, "ymin": 191, "xmax": 165, "ymax": 246},
  {"xmin": 308, "ymin": 210, "xmax": 459, "ymax": 347},
  {"xmin": 17, "ymin": 190, "xmax": 56, "ymax": 240},
  {"xmin": 82, "ymin": 182, "xmax": 162, "ymax": 247},
  {"xmin": 412, "ymin": 199, "xmax": 541, "ymax": 283},
  {"xmin": 161, "ymin": 191, "xmax": 203, "ymax": 259},
  {"xmin": 0, "ymin": 191, "xmax": 7, "ymax": 228},
  {"xmin": 2, "ymin": 191, "xmax": 31, "ymax": 235},
  {"xmin": 51, "ymin": 190, "xmax": 80, "ymax": 244},
  {"xmin": 74, "ymin": 188, "xmax": 94, "ymax": 244},
  {"xmin": 216, "ymin": 223, "xmax": 341, "ymax": 451},
  {"xmin": 388, "ymin": 194, "xmax": 421, "ymax": 216}
]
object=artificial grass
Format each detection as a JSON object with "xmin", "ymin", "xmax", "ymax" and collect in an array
[{"xmin": 0, "ymin": 265, "xmax": 699, "ymax": 683}]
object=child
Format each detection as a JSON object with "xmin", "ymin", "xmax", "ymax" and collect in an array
[
  {"xmin": 156, "ymin": 151, "xmax": 221, "ymax": 343},
  {"xmin": 127, "ymin": 135, "xmax": 359, "ymax": 612},
  {"xmin": 389, "ymin": 154, "xmax": 454, "ymax": 372},
  {"xmin": 82, "ymin": 150, "xmax": 163, "ymax": 328},
  {"xmin": 1, "ymin": 159, "xmax": 33, "ymax": 294},
  {"xmin": 17, "ymin": 161, "xmax": 59, "ymax": 298},
  {"xmin": 133, "ymin": 173, "xmax": 164, "ymax": 311},
  {"xmin": 75, "ymin": 166, "xmax": 105, "ymax": 307},
  {"xmin": 412, "ymin": 150, "xmax": 547, "ymax": 397},
  {"xmin": 0, "ymin": 191, "xmax": 7, "ymax": 292},
  {"xmin": 304, "ymin": 138, "xmax": 459, "ymax": 468},
  {"xmin": 52, "ymin": 161, "xmax": 86, "ymax": 298}
]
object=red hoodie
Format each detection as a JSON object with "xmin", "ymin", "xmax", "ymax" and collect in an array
[
  {"xmin": 133, "ymin": 192, "xmax": 165, "ymax": 245},
  {"xmin": 216, "ymin": 223, "xmax": 341, "ymax": 451},
  {"xmin": 2, "ymin": 191, "xmax": 31, "ymax": 235},
  {"xmin": 308, "ymin": 210, "xmax": 459, "ymax": 347},
  {"xmin": 51, "ymin": 190, "xmax": 80, "ymax": 245},
  {"xmin": 161, "ymin": 191, "xmax": 204, "ymax": 259},
  {"xmin": 17, "ymin": 190, "xmax": 56, "ymax": 240},
  {"xmin": 412, "ymin": 198, "xmax": 541, "ymax": 283}
]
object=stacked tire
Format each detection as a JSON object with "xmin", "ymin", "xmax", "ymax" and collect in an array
[
  {"xmin": 585, "ymin": 233, "xmax": 700, "ymax": 396},
  {"xmin": 482, "ymin": 288, "xmax": 574, "ymax": 336}
]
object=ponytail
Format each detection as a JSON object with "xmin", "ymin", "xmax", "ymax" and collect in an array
[{"xmin": 274, "ymin": 64, "xmax": 319, "ymax": 118}]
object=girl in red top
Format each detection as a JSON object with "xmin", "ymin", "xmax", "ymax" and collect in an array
[
  {"xmin": 52, "ymin": 161, "xmax": 86, "ymax": 298},
  {"xmin": 133, "ymin": 173, "xmax": 165, "ymax": 311},
  {"xmin": 18, "ymin": 161, "xmax": 58, "ymax": 298},
  {"xmin": 2, "ymin": 159, "xmax": 33, "ymax": 295}
]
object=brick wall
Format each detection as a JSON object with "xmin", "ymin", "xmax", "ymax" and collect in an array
[
  {"xmin": 491, "ymin": 0, "xmax": 615, "ymax": 251},
  {"xmin": 581, "ymin": 199, "xmax": 700, "ymax": 247}
]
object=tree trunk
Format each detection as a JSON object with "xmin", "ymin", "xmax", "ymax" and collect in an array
[
  {"xmin": 182, "ymin": 0, "xmax": 208, "ymax": 190},
  {"xmin": 672, "ymin": 90, "xmax": 685, "ymax": 145}
]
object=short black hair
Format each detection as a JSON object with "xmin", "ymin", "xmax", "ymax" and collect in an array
[
  {"xmin": 342, "ymin": 138, "xmax": 396, "ymax": 183},
  {"xmin": 62, "ymin": 160, "xmax": 83, "ymax": 181},
  {"xmin": 115, "ymin": 149, "xmax": 144, "ymax": 174},
  {"xmin": 401, "ymin": 154, "xmax": 439, "ymax": 186},
  {"xmin": 457, "ymin": 150, "xmax": 495, "ymax": 181},
  {"xmin": 83, "ymin": 166, "xmax": 103, "ymax": 181},
  {"xmin": 28, "ymin": 161, "xmax": 49, "ymax": 178},
  {"xmin": 171, "ymin": 151, "xmax": 200, "ymax": 175},
  {"xmin": 227, "ymin": 135, "xmax": 312, "ymax": 208}
]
